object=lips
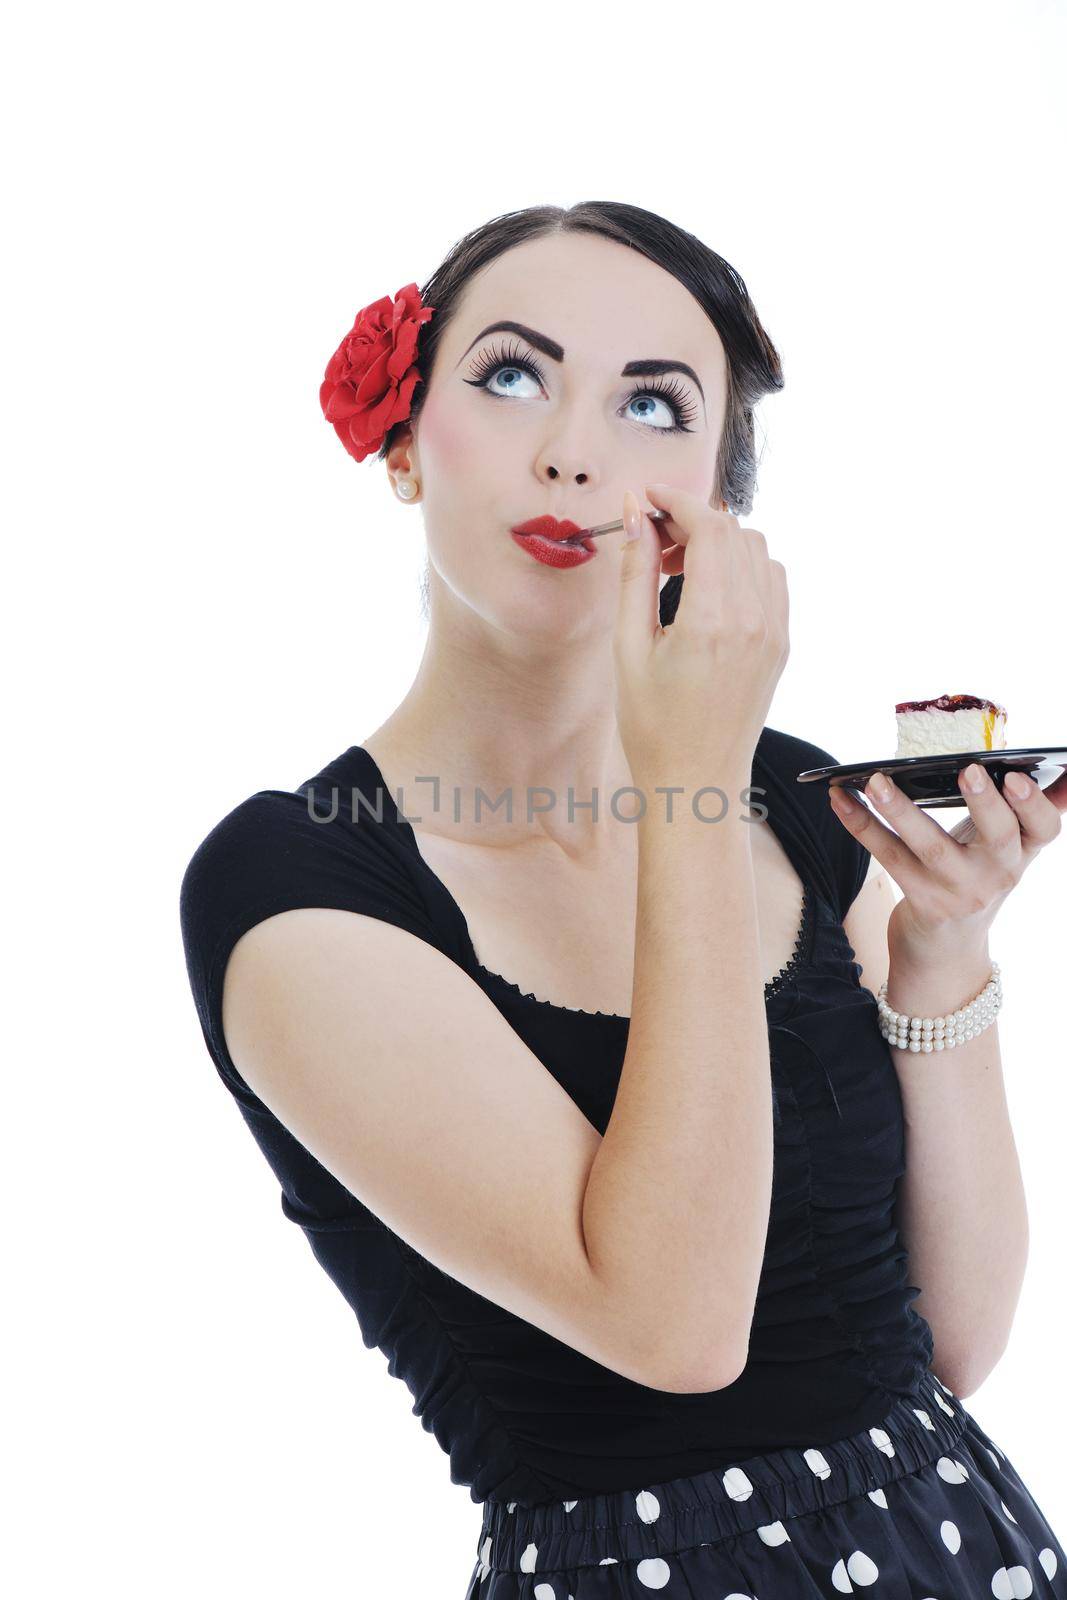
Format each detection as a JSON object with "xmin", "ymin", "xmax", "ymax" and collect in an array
[
  {"xmin": 509, "ymin": 515, "xmax": 597, "ymax": 567},
  {"xmin": 510, "ymin": 515, "xmax": 585, "ymax": 543}
]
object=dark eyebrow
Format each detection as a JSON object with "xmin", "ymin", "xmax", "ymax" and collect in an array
[{"xmin": 455, "ymin": 319, "xmax": 706, "ymax": 406}]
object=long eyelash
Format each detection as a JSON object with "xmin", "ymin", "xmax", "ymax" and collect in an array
[
  {"xmin": 631, "ymin": 376, "xmax": 700, "ymax": 431},
  {"xmin": 463, "ymin": 342, "xmax": 699, "ymax": 433},
  {"xmin": 465, "ymin": 339, "xmax": 549, "ymax": 388}
]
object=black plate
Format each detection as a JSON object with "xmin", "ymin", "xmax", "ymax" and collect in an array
[{"xmin": 797, "ymin": 746, "xmax": 1067, "ymax": 810}]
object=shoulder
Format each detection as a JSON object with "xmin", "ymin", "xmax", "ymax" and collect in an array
[
  {"xmin": 180, "ymin": 787, "xmax": 307, "ymax": 887},
  {"xmin": 178, "ymin": 758, "xmax": 444, "ymax": 1105},
  {"xmin": 180, "ymin": 786, "xmax": 352, "ymax": 933},
  {"xmin": 179, "ymin": 766, "xmax": 432, "ymax": 964},
  {"xmin": 179, "ymin": 748, "xmax": 404, "ymax": 918}
]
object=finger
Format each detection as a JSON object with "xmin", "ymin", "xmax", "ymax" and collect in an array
[
  {"xmin": 646, "ymin": 483, "xmax": 771, "ymax": 633},
  {"xmin": 827, "ymin": 777, "xmax": 955, "ymax": 901},
  {"xmin": 659, "ymin": 539, "xmax": 685, "ymax": 578},
  {"xmin": 645, "ymin": 484, "xmax": 738, "ymax": 552},
  {"xmin": 654, "ymin": 497, "xmax": 743, "ymax": 580},
  {"xmin": 646, "ymin": 480, "xmax": 739, "ymax": 624},
  {"xmin": 644, "ymin": 482, "xmax": 713, "ymax": 543},
  {"xmin": 644, "ymin": 482, "xmax": 742, "ymax": 579},
  {"xmin": 955, "ymin": 762, "xmax": 1025, "ymax": 855},
  {"xmin": 1001, "ymin": 767, "xmax": 1064, "ymax": 849},
  {"xmin": 643, "ymin": 484, "xmax": 698, "ymax": 578},
  {"xmin": 767, "ymin": 559, "xmax": 789, "ymax": 641},
  {"xmin": 614, "ymin": 489, "xmax": 663, "ymax": 662},
  {"xmin": 859, "ymin": 771, "xmax": 977, "ymax": 887},
  {"xmin": 736, "ymin": 522, "xmax": 773, "ymax": 603}
]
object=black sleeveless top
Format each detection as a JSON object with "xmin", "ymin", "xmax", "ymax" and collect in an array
[{"xmin": 178, "ymin": 726, "xmax": 934, "ymax": 1507}]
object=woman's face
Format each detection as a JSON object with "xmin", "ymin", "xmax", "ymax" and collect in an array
[{"xmin": 400, "ymin": 231, "xmax": 729, "ymax": 637}]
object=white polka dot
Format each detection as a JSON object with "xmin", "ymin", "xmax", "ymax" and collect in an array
[
  {"xmin": 936, "ymin": 1375, "xmax": 955, "ymax": 1396},
  {"xmin": 847, "ymin": 1550, "xmax": 880, "ymax": 1585},
  {"xmin": 520, "ymin": 1542, "xmax": 538, "ymax": 1572},
  {"xmin": 933, "ymin": 1390, "xmax": 955, "ymax": 1417},
  {"xmin": 635, "ymin": 1489, "xmax": 661, "ymax": 1522},
  {"xmin": 804, "ymin": 1446, "xmax": 832, "ymax": 1479},
  {"xmin": 599, "ymin": 1556, "xmax": 618, "ymax": 1565},
  {"xmin": 1040, "ymin": 1549, "xmax": 1059, "ymax": 1580},
  {"xmin": 562, "ymin": 1500, "xmax": 577, "ymax": 1512},
  {"xmin": 636, "ymin": 1557, "xmax": 672, "ymax": 1589},
  {"xmin": 1001, "ymin": 1499, "xmax": 1018, "ymax": 1523},
  {"xmin": 868, "ymin": 1426, "xmax": 895, "ymax": 1457},
  {"xmin": 986, "ymin": 1445, "xmax": 1002, "ymax": 1469},
  {"xmin": 507, "ymin": 1501, "xmax": 516, "ymax": 1512},
  {"xmin": 831, "ymin": 1556, "xmax": 854, "ymax": 1591},
  {"xmin": 867, "ymin": 1488, "xmax": 888, "ymax": 1508},
  {"xmin": 935, "ymin": 1456, "xmax": 970, "ymax": 1485},
  {"xmin": 722, "ymin": 1594, "xmax": 757, "ymax": 1599},
  {"xmin": 534, "ymin": 1585, "xmax": 556, "ymax": 1599},
  {"xmin": 991, "ymin": 1565, "xmax": 1034, "ymax": 1598},
  {"xmin": 940, "ymin": 1520, "xmax": 962, "ymax": 1554},
  {"xmin": 723, "ymin": 1465, "xmax": 755, "ymax": 1500},
  {"xmin": 913, "ymin": 1407, "xmax": 935, "ymax": 1429},
  {"xmin": 479, "ymin": 1535, "xmax": 492, "ymax": 1564},
  {"xmin": 757, "ymin": 1519, "xmax": 791, "ymax": 1545}
]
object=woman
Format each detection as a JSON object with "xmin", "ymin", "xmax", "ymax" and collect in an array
[{"xmin": 180, "ymin": 201, "xmax": 1066, "ymax": 1595}]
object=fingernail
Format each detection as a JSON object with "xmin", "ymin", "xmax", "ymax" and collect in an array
[
  {"xmin": 831, "ymin": 786, "xmax": 855, "ymax": 815},
  {"xmin": 645, "ymin": 482, "xmax": 669, "ymax": 496},
  {"xmin": 1005, "ymin": 771, "xmax": 1031, "ymax": 799},
  {"xmin": 961, "ymin": 762, "xmax": 987, "ymax": 793},
  {"xmin": 868, "ymin": 772, "xmax": 893, "ymax": 803},
  {"xmin": 623, "ymin": 491, "xmax": 641, "ymax": 541}
]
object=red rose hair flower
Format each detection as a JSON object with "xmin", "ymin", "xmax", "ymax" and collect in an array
[{"xmin": 319, "ymin": 283, "xmax": 436, "ymax": 463}]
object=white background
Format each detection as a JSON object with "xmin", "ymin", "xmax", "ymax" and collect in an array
[{"xmin": 7, "ymin": 0, "xmax": 1065, "ymax": 1592}]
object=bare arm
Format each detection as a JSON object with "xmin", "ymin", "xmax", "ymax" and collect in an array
[
  {"xmin": 582, "ymin": 784, "xmax": 772, "ymax": 1388},
  {"xmin": 221, "ymin": 779, "xmax": 770, "ymax": 1395},
  {"xmin": 221, "ymin": 907, "xmax": 698, "ymax": 1393},
  {"xmin": 845, "ymin": 863, "xmax": 1027, "ymax": 1398}
]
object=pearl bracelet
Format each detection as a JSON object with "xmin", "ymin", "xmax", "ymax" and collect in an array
[{"xmin": 876, "ymin": 962, "xmax": 1002, "ymax": 1052}]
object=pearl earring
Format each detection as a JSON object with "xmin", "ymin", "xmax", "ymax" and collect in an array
[{"xmin": 397, "ymin": 480, "xmax": 418, "ymax": 500}]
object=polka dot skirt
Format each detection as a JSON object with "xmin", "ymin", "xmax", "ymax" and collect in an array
[{"xmin": 464, "ymin": 1368, "xmax": 1065, "ymax": 1598}]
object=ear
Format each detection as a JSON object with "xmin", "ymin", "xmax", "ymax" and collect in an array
[{"xmin": 385, "ymin": 424, "xmax": 418, "ymax": 490}]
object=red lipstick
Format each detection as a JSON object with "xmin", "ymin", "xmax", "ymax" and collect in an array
[{"xmin": 509, "ymin": 515, "xmax": 597, "ymax": 569}]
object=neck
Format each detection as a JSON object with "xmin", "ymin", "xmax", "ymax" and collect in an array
[{"xmin": 365, "ymin": 600, "xmax": 640, "ymax": 854}]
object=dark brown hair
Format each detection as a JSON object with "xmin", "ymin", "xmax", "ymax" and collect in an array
[{"xmin": 380, "ymin": 200, "xmax": 784, "ymax": 625}]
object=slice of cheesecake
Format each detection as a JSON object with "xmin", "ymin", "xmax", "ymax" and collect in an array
[{"xmin": 894, "ymin": 693, "xmax": 1008, "ymax": 758}]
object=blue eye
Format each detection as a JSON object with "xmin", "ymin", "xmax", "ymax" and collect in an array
[{"xmin": 463, "ymin": 339, "xmax": 699, "ymax": 435}]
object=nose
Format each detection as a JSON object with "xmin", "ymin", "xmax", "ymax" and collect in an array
[{"xmin": 546, "ymin": 465, "xmax": 589, "ymax": 484}]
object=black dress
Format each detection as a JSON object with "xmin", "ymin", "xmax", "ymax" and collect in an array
[{"xmin": 179, "ymin": 723, "xmax": 1066, "ymax": 1598}]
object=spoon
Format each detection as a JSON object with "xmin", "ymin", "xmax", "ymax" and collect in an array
[{"xmin": 558, "ymin": 508, "xmax": 669, "ymax": 547}]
